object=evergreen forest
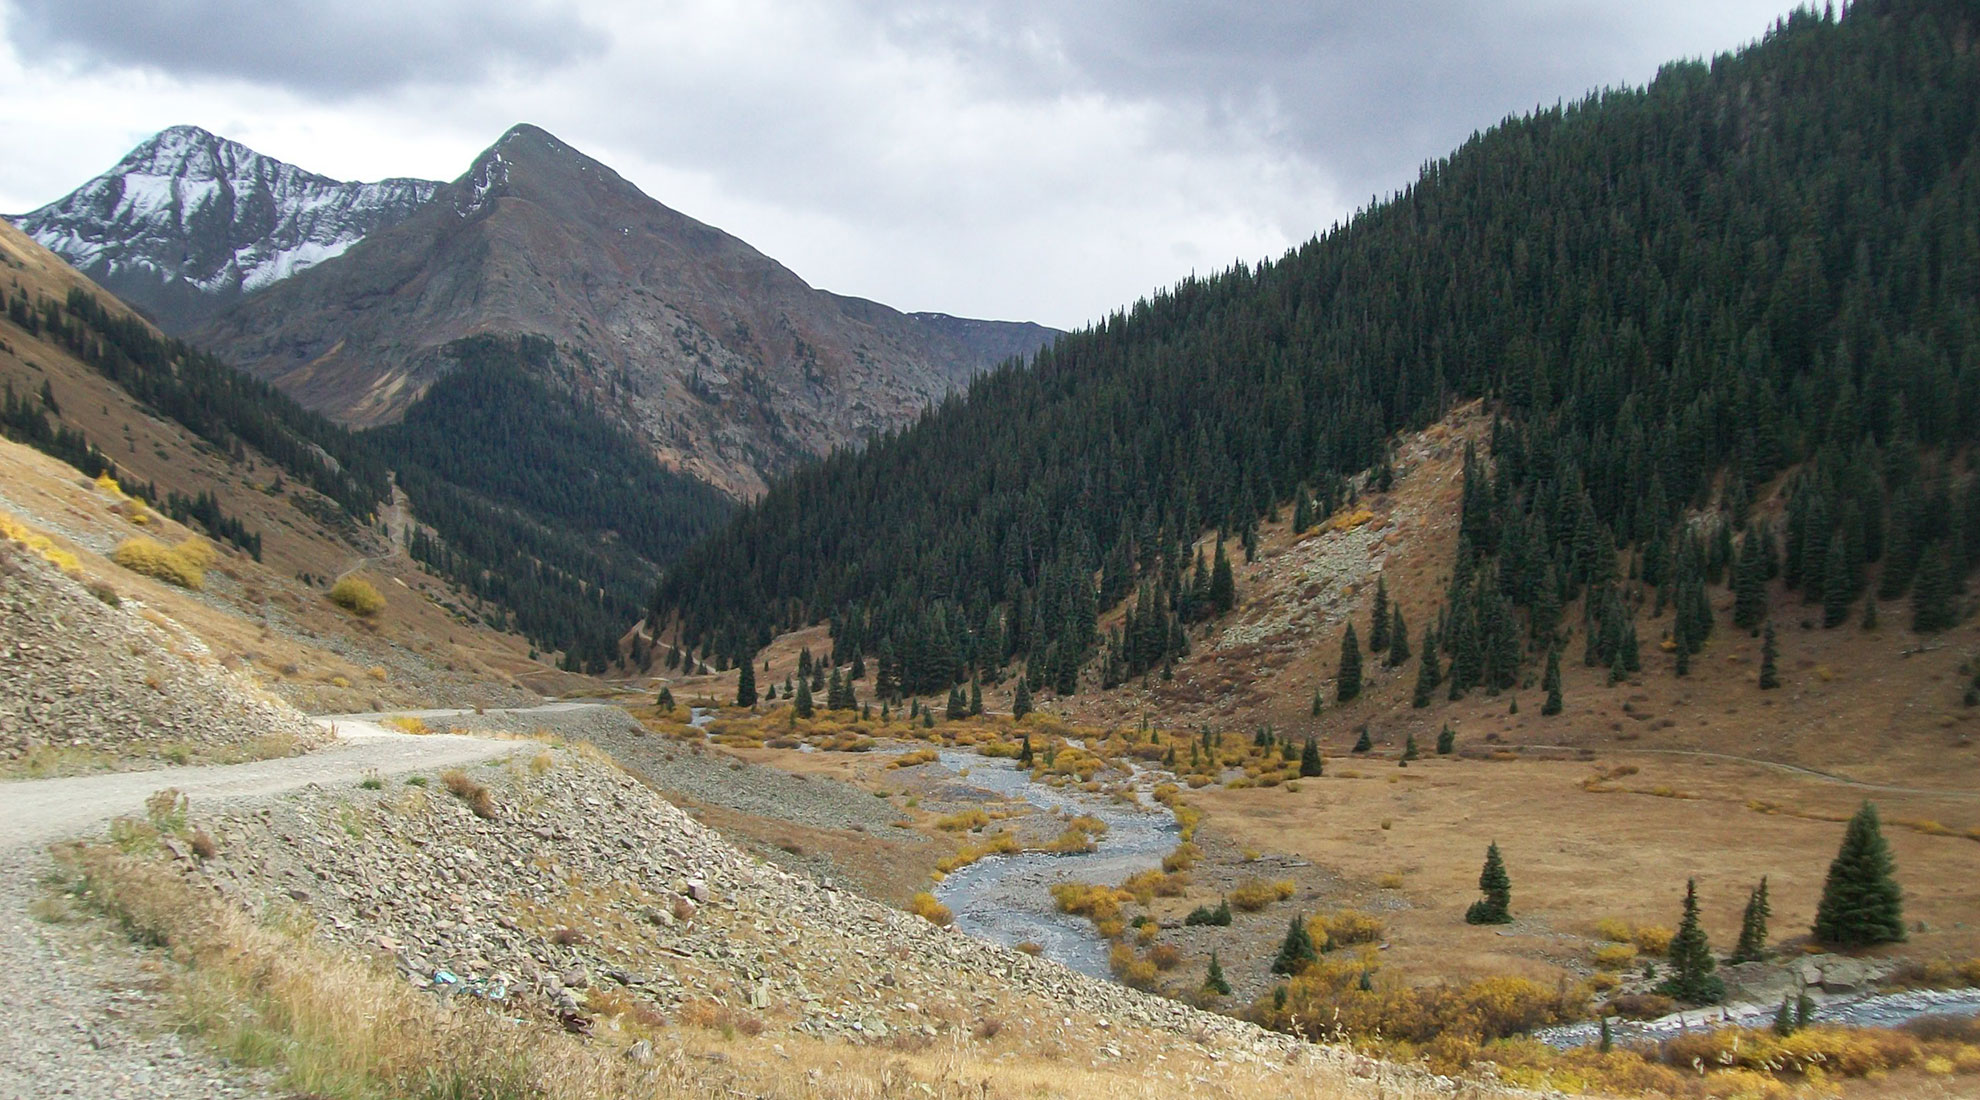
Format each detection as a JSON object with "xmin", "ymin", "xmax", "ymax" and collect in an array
[{"xmin": 648, "ymin": 0, "xmax": 1980, "ymax": 701}]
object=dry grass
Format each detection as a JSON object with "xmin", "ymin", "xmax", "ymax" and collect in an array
[
  {"xmin": 440, "ymin": 768, "xmax": 497, "ymax": 819},
  {"xmin": 383, "ymin": 716, "xmax": 430, "ymax": 735},
  {"xmin": 907, "ymin": 891, "xmax": 953, "ymax": 926}
]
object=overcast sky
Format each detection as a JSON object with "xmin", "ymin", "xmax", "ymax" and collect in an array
[{"xmin": 0, "ymin": 0, "xmax": 1803, "ymax": 330}]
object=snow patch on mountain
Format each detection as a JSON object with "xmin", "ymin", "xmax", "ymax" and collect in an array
[{"xmin": 9, "ymin": 125, "xmax": 438, "ymax": 324}]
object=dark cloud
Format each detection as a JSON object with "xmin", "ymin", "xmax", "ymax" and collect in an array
[
  {"xmin": 877, "ymin": 0, "xmax": 1779, "ymax": 203},
  {"xmin": 4, "ymin": 0, "xmax": 605, "ymax": 96}
]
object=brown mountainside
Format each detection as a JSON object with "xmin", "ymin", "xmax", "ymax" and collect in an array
[{"xmin": 195, "ymin": 124, "xmax": 1055, "ymax": 497}]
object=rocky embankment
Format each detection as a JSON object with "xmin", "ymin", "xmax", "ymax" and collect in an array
[
  {"xmin": 0, "ymin": 547, "xmax": 324, "ymax": 772},
  {"xmin": 166, "ymin": 742, "xmax": 1449, "ymax": 1090}
]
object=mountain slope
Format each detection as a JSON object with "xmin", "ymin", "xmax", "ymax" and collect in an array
[
  {"xmin": 13, "ymin": 126, "xmax": 437, "ymax": 332},
  {"xmin": 194, "ymin": 124, "xmax": 1057, "ymax": 497},
  {"xmin": 646, "ymin": 0, "xmax": 1980, "ymax": 706}
]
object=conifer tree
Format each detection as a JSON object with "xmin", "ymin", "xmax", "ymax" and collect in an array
[
  {"xmin": 736, "ymin": 655, "xmax": 757, "ymax": 707},
  {"xmin": 1018, "ymin": 735, "xmax": 1034, "ymax": 766},
  {"xmin": 1299, "ymin": 737, "xmax": 1323, "ymax": 777},
  {"xmin": 969, "ymin": 679, "xmax": 983, "ymax": 716},
  {"xmin": 1271, "ymin": 915, "xmax": 1319, "ymax": 975},
  {"xmin": 1369, "ymin": 576, "xmax": 1391, "ymax": 653},
  {"xmin": 1658, "ymin": 879, "xmax": 1725, "ymax": 1004},
  {"xmin": 1386, "ymin": 604, "xmax": 1410, "ymax": 667},
  {"xmin": 1402, "ymin": 732, "xmax": 1419, "ymax": 761},
  {"xmin": 794, "ymin": 674, "xmax": 814, "ymax": 718},
  {"xmin": 1311, "ymin": 684, "xmax": 1324, "ymax": 717},
  {"xmin": 946, "ymin": 685, "xmax": 967, "ymax": 720},
  {"xmin": 1730, "ymin": 877, "xmax": 1771, "ymax": 964},
  {"xmin": 1209, "ymin": 540, "xmax": 1236, "ymax": 615},
  {"xmin": 1413, "ymin": 625, "xmax": 1439, "ymax": 708},
  {"xmin": 1205, "ymin": 951, "xmax": 1232, "ymax": 996},
  {"xmin": 1337, "ymin": 624, "xmax": 1363, "ymax": 703},
  {"xmin": 1464, "ymin": 842, "xmax": 1512, "ymax": 924},
  {"xmin": 1436, "ymin": 725, "xmax": 1455, "ymax": 754},
  {"xmin": 1012, "ymin": 678, "xmax": 1032, "ymax": 720},
  {"xmin": 1352, "ymin": 726, "xmax": 1372, "ymax": 753},
  {"xmin": 656, "ymin": 686, "xmax": 676, "ymax": 712},
  {"xmin": 1759, "ymin": 623, "xmax": 1781, "ymax": 690},
  {"xmin": 1813, "ymin": 802, "xmax": 1905, "ymax": 948},
  {"xmin": 1773, "ymin": 995, "xmax": 1797, "ymax": 1037},
  {"xmin": 1822, "ymin": 536, "xmax": 1854, "ymax": 628},
  {"xmin": 1912, "ymin": 543, "xmax": 1958, "ymax": 633},
  {"xmin": 1734, "ymin": 531, "xmax": 1770, "ymax": 632},
  {"xmin": 1541, "ymin": 648, "xmax": 1563, "ymax": 715}
]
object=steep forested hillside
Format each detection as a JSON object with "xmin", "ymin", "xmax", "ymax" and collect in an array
[
  {"xmin": 373, "ymin": 335, "xmax": 731, "ymax": 671},
  {"xmin": 649, "ymin": 0, "xmax": 1980, "ymax": 701}
]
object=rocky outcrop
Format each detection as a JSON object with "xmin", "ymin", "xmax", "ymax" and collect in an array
[{"xmin": 0, "ymin": 544, "xmax": 324, "ymax": 771}]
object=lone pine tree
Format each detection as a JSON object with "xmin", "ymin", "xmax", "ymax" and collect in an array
[
  {"xmin": 1813, "ymin": 802, "xmax": 1905, "ymax": 948},
  {"xmin": 1337, "ymin": 623, "xmax": 1363, "ymax": 703},
  {"xmin": 794, "ymin": 674, "xmax": 814, "ymax": 718},
  {"xmin": 1541, "ymin": 648, "xmax": 1564, "ymax": 715},
  {"xmin": 1012, "ymin": 678, "xmax": 1032, "ymax": 720},
  {"xmin": 1352, "ymin": 726, "xmax": 1372, "ymax": 753},
  {"xmin": 1386, "ymin": 604, "xmax": 1410, "ymax": 667},
  {"xmin": 735, "ymin": 655, "xmax": 757, "ymax": 707},
  {"xmin": 1436, "ymin": 725, "xmax": 1455, "ymax": 754},
  {"xmin": 1299, "ymin": 737, "xmax": 1323, "ymax": 777},
  {"xmin": 1659, "ymin": 879, "xmax": 1726, "ymax": 1004},
  {"xmin": 1413, "ymin": 626, "xmax": 1440, "ymax": 708},
  {"xmin": 1464, "ymin": 842, "xmax": 1513, "ymax": 925}
]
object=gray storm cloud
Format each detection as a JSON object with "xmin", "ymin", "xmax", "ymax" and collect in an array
[{"xmin": 6, "ymin": 0, "xmax": 606, "ymax": 95}]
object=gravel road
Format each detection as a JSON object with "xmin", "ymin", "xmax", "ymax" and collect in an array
[{"xmin": 0, "ymin": 717, "xmax": 516, "ymax": 1100}]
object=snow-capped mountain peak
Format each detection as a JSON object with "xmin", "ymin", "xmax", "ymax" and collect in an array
[{"xmin": 10, "ymin": 126, "xmax": 440, "ymax": 331}]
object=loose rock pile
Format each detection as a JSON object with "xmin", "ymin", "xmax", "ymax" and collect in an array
[
  {"xmin": 0, "ymin": 546, "xmax": 325, "ymax": 769},
  {"xmin": 176, "ymin": 744, "xmax": 1428, "ymax": 1081}
]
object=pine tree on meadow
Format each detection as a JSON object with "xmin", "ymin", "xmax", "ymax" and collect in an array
[
  {"xmin": 1813, "ymin": 802, "xmax": 1905, "ymax": 948},
  {"xmin": 736, "ymin": 655, "xmax": 757, "ymax": 707},
  {"xmin": 1299, "ymin": 737, "xmax": 1323, "ymax": 777},
  {"xmin": 1012, "ymin": 678, "xmax": 1032, "ymax": 720},
  {"xmin": 1464, "ymin": 842, "xmax": 1512, "ymax": 925},
  {"xmin": 1658, "ymin": 879, "xmax": 1725, "ymax": 1004},
  {"xmin": 794, "ymin": 674, "xmax": 814, "ymax": 718},
  {"xmin": 1541, "ymin": 647, "xmax": 1563, "ymax": 715},
  {"xmin": 1730, "ymin": 877, "xmax": 1771, "ymax": 964},
  {"xmin": 1436, "ymin": 725, "xmax": 1455, "ymax": 754}
]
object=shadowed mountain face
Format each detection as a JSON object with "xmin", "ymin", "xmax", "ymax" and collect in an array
[
  {"xmin": 191, "ymin": 124, "xmax": 1057, "ymax": 497},
  {"xmin": 12, "ymin": 125, "xmax": 438, "ymax": 332}
]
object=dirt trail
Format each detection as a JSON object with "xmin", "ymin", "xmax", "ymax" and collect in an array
[
  {"xmin": 0, "ymin": 720, "xmax": 519, "ymax": 852},
  {"xmin": 0, "ymin": 720, "xmax": 517, "ymax": 1100},
  {"xmin": 1523, "ymin": 743, "xmax": 1980, "ymax": 801}
]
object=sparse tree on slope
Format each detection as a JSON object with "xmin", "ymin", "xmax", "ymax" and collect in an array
[
  {"xmin": 1386, "ymin": 604, "xmax": 1410, "ymax": 667},
  {"xmin": 1299, "ymin": 737, "xmax": 1323, "ymax": 777},
  {"xmin": 1012, "ymin": 678, "xmax": 1032, "ymax": 720},
  {"xmin": 794, "ymin": 674, "xmax": 813, "ymax": 718},
  {"xmin": 1369, "ymin": 575, "xmax": 1391, "ymax": 654},
  {"xmin": 1272, "ymin": 915, "xmax": 1318, "ymax": 975},
  {"xmin": 1337, "ymin": 623, "xmax": 1363, "ymax": 703},
  {"xmin": 736, "ymin": 655, "xmax": 757, "ymax": 708},
  {"xmin": 1541, "ymin": 647, "xmax": 1563, "ymax": 716},
  {"xmin": 1814, "ymin": 802, "xmax": 1905, "ymax": 948},
  {"xmin": 1759, "ymin": 623, "xmax": 1781, "ymax": 690},
  {"xmin": 1205, "ymin": 951, "xmax": 1232, "ymax": 996}
]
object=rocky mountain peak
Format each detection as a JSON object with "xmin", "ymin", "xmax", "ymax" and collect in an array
[{"xmin": 10, "ymin": 127, "xmax": 440, "ymax": 332}]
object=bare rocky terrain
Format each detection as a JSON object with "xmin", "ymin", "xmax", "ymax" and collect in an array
[{"xmin": 0, "ymin": 546, "xmax": 325, "ymax": 773}]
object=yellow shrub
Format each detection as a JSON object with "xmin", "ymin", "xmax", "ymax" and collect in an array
[
  {"xmin": 890, "ymin": 748, "xmax": 939, "ymax": 768},
  {"xmin": 1632, "ymin": 924, "xmax": 1674, "ymax": 956},
  {"xmin": 1593, "ymin": 917, "xmax": 1635, "ymax": 942},
  {"xmin": 1591, "ymin": 943, "xmax": 1638, "ymax": 969},
  {"xmin": 908, "ymin": 891, "xmax": 953, "ymax": 926},
  {"xmin": 384, "ymin": 716, "xmax": 429, "ymax": 735},
  {"xmin": 1317, "ymin": 909, "xmax": 1385, "ymax": 947},
  {"xmin": 1229, "ymin": 878, "xmax": 1295, "ymax": 912},
  {"xmin": 935, "ymin": 809, "xmax": 990, "ymax": 832},
  {"xmin": 1051, "ymin": 882, "xmax": 1131, "ymax": 924},
  {"xmin": 1161, "ymin": 842, "xmax": 1201, "ymax": 873},
  {"xmin": 111, "ymin": 535, "xmax": 209, "ymax": 588},
  {"xmin": 329, "ymin": 576, "xmax": 385, "ymax": 616}
]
